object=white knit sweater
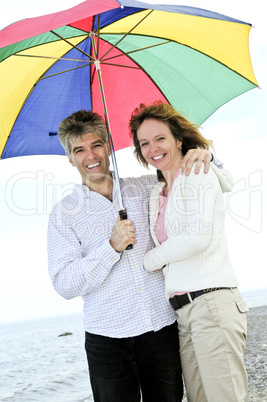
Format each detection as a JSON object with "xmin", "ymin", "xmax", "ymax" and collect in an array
[{"xmin": 144, "ymin": 163, "xmax": 239, "ymax": 298}]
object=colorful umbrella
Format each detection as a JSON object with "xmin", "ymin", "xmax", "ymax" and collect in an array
[
  {"xmin": 0, "ymin": 0, "xmax": 258, "ymax": 157},
  {"xmin": 0, "ymin": 0, "xmax": 258, "ymax": 210}
]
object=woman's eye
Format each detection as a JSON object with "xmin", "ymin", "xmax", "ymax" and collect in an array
[
  {"xmin": 140, "ymin": 142, "xmax": 148, "ymax": 147},
  {"xmin": 158, "ymin": 137, "xmax": 165, "ymax": 141}
]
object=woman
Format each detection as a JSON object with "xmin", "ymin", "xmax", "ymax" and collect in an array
[{"xmin": 129, "ymin": 101, "xmax": 248, "ymax": 402}]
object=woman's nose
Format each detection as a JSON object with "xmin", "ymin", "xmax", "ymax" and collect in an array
[{"xmin": 150, "ymin": 141, "xmax": 159, "ymax": 153}]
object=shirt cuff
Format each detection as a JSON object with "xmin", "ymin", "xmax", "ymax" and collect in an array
[
  {"xmin": 211, "ymin": 154, "xmax": 224, "ymax": 169},
  {"xmin": 100, "ymin": 239, "xmax": 122, "ymax": 266}
]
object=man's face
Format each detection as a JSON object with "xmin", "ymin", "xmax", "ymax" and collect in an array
[{"xmin": 67, "ymin": 132, "xmax": 111, "ymax": 190}]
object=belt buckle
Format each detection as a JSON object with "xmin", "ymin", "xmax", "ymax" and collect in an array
[{"xmin": 170, "ymin": 293, "xmax": 190, "ymax": 310}]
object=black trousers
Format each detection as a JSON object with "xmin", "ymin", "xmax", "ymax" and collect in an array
[{"xmin": 85, "ymin": 322, "xmax": 183, "ymax": 402}]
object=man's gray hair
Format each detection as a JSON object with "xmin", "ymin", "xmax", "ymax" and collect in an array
[{"xmin": 58, "ymin": 110, "xmax": 108, "ymax": 154}]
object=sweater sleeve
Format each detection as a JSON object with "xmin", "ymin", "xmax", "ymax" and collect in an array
[{"xmin": 144, "ymin": 166, "xmax": 220, "ymax": 271}]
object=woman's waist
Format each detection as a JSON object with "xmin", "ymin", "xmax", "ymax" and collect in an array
[{"xmin": 163, "ymin": 260, "xmax": 238, "ymax": 295}]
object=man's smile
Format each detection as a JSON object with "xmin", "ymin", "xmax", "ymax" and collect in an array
[{"xmin": 86, "ymin": 161, "xmax": 101, "ymax": 169}]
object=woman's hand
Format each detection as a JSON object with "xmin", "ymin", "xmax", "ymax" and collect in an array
[{"xmin": 181, "ymin": 149, "xmax": 212, "ymax": 175}]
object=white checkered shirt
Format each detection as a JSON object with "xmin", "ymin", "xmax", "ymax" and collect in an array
[{"xmin": 47, "ymin": 174, "xmax": 177, "ymax": 337}]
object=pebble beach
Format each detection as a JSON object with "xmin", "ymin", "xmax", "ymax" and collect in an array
[{"xmin": 244, "ymin": 305, "xmax": 267, "ymax": 401}]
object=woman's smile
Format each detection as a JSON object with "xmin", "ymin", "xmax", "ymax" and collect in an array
[{"xmin": 152, "ymin": 153, "xmax": 166, "ymax": 160}]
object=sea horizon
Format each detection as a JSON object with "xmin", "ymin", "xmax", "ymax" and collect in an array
[{"xmin": 0, "ymin": 287, "xmax": 266, "ymax": 327}]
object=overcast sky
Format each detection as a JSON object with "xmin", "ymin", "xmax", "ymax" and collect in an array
[{"xmin": 0, "ymin": 0, "xmax": 266, "ymax": 324}]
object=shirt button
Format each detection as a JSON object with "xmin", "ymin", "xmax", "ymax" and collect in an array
[
  {"xmin": 133, "ymin": 265, "xmax": 137, "ymax": 269},
  {"xmin": 139, "ymin": 286, "xmax": 142, "ymax": 291}
]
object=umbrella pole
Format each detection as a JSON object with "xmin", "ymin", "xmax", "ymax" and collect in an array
[
  {"xmin": 92, "ymin": 47, "xmax": 133, "ymax": 249},
  {"xmin": 94, "ymin": 60, "xmax": 124, "ymax": 209}
]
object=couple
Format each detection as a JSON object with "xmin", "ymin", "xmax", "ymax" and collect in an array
[{"xmin": 47, "ymin": 102, "xmax": 248, "ymax": 402}]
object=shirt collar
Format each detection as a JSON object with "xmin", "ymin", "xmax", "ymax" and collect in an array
[{"xmin": 73, "ymin": 171, "xmax": 116, "ymax": 198}]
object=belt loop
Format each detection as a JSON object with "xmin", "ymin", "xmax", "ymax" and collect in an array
[{"xmin": 187, "ymin": 292, "xmax": 193, "ymax": 303}]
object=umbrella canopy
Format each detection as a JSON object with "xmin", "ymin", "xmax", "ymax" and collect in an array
[{"xmin": 0, "ymin": 0, "xmax": 258, "ymax": 160}]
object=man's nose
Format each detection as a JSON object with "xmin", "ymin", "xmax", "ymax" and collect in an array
[{"xmin": 86, "ymin": 147, "xmax": 96, "ymax": 159}]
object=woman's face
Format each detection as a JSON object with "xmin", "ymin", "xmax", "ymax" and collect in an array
[{"xmin": 137, "ymin": 119, "xmax": 182, "ymax": 173}]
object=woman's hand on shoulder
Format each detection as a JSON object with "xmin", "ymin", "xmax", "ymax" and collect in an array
[{"xmin": 181, "ymin": 149, "xmax": 212, "ymax": 176}]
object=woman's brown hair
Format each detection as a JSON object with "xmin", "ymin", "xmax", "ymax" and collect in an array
[{"xmin": 129, "ymin": 101, "xmax": 213, "ymax": 181}]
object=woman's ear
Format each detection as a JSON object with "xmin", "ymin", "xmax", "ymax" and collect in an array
[{"xmin": 177, "ymin": 140, "xmax": 183, "ymax": 149}]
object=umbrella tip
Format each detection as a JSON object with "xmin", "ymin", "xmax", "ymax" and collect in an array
[{"xmin": 116, "ymin": 0, "xmax": 124, "ymax": 9}]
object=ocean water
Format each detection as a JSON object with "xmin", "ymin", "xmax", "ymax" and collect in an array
[
  {"xmin": 0, "ymin": 314, "xmax": 91, "ymax": 402},
  {"xmin": 240, "ymin": 287, "xmax": 267, "ymax": 308},
  {"xmin": 1, "ymin": 288, "xmax": 266, "ymax": 402}
]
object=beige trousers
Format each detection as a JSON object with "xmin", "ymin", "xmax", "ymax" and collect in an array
[{"xmin": 176, "ymin": 288, "xmax": 248, "ymax": 402}]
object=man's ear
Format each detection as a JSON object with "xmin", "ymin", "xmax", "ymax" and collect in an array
[
  {"xmin": 67, "ymin": 153, "xmax": 75, "ymax": 167},
  {"xmin": 107, "ymin": 142, "xmax": 111, "ymax": 157}
]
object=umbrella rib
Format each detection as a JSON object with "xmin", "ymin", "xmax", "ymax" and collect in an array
[
  {"xmin": 39, "ymin": 64, "xmax": 91, "ymax": 80},
  {"xmin": 96, "ymin": 14, "xmax": 100, "ymax": 58},
  {"xmin": 102, "ymin": 40, "xmax": 171, "ymax": 62},
  {"xmin": 99, "ymin": 9, "xmax": 154, "ymax": 61},
  {"xmin": 104, "ymin": 36, "xmax": 259, "ymax": 88},
  {"xmin": 14, "ymin": 53, "xmax": 91, "ymax": 64},
  {"xmin": 50, "ymin": 30, "xmax": 94, "ymax": 61},
  {"xmin": 100, "ymin": 62, "xmax": 140, "ymax": 69}
]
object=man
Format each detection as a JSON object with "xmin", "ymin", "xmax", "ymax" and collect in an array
[{"xmin": 47, "ymin": 110, "xmax": 224, "ymax": 402}]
